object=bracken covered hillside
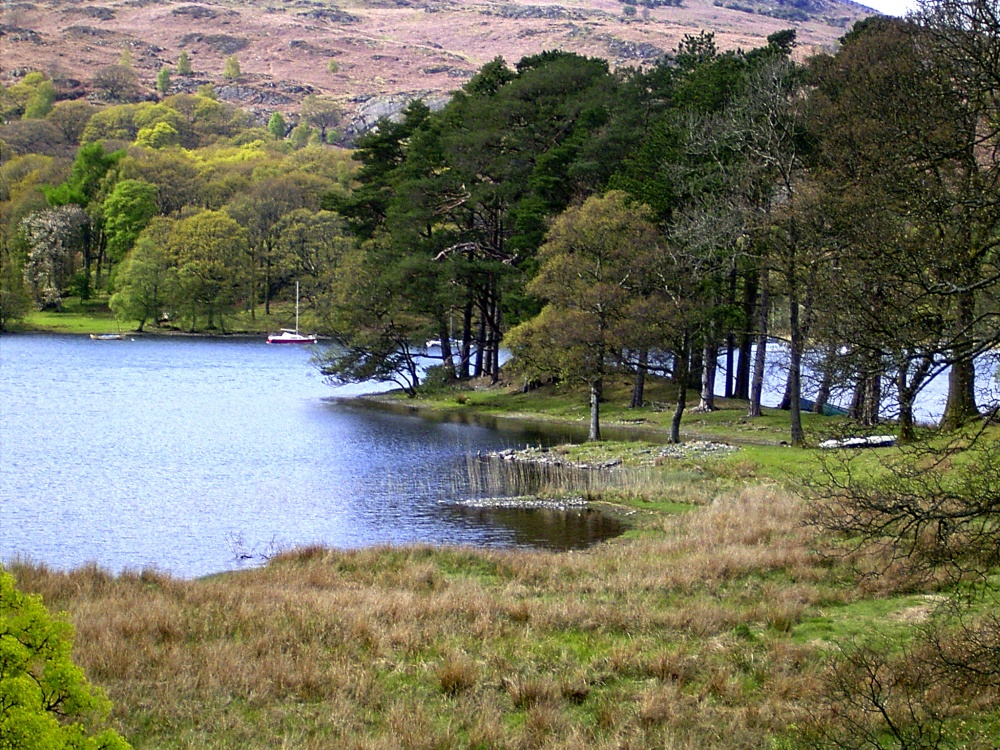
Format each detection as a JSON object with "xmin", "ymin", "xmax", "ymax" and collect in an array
[{"xmin": 2, "ymin": 0, "xmax": 873, "ymax": 137}]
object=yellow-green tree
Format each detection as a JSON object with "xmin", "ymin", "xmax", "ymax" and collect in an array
[
  {"xmin": 167, "ymin": 210, "xmax": 249, "ymax": 331},
  {"xmin": 222, "ymin": 56, "xmax": 241, "ymax": 81},
  {"xmin": 0, "ymin": 569, "xmax": 131, "ymax": 750},
  {"xmin": 505, "ymin": 191, "xmax": 660, "ymax": 440}
]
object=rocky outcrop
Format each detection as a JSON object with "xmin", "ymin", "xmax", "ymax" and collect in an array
[
  {"xmin": 486, "ymin": 4, "xmax": 588, "ymax": 20},
  {"xmin": 0, "ymin": 26, "xmax": 43, "ymax": 44},
  {"xmin": 296, "ymin": 8, "xmax": 360, "ymax": 22},
  {"xmin": 171, "ymin": 5, "xmax": 218, "ymax": 20},
  {"xmin": 216, "ymin": 81, "xmax": 316, "ymax": 108},
  {"xmin": 179, "ymin": 33, "xmax": 249, "ymax": 55},
  {"xmin": 602, "ymin": 37, "xmax": 664, "ymax": 61},
  {"xmin": 342, "ymin": 90, "xmax": 452, "ymax": 140}
]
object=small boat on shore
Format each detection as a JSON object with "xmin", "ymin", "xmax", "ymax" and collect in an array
[
  {"xmin": 90, "ymin": 333, "xmax": 125, "ymax": 340},
  {"xmin": 267, "ymin": 282, "xmax": 316, "ymax": 344}
]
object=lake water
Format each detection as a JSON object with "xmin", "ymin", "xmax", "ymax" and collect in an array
[{"xmin": 0, "ymin": 334, "xmax": 621, "ymax": 578}]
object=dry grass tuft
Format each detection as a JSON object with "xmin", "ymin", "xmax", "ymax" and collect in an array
[{"xmin": 437, "ymin": 653, "xmax": 478, "ymax": 696}]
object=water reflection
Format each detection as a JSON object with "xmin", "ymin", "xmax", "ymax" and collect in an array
[{"xmin": 441, "ymin": 505, "xmax": 625, "ymax": 551}]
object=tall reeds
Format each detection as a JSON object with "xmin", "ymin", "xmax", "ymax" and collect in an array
[{"xmin": 455, "ymin": 453, "xmax": 697, "ymax": 502}]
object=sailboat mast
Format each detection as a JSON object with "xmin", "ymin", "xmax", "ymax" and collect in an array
[{"xmin": 295, "ymin": 281, "xmax": 300, "ymax": 335}]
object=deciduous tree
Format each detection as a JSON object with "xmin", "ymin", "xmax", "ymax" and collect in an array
[{"xmin": 506, "ymin": 191, "xmax": 660, "ymax": 440}]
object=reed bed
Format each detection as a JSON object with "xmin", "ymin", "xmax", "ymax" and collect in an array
[
  {"xmin": 8, "ymin": 483, "xmax": 868, "ymax": 750},
  {"xmin": 456, "ymin": 454, "xmax": 703, "ymax": 503}
]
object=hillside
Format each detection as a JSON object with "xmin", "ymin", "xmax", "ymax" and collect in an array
[{"xmin": 1, "ymin": 0, "xmax": 874, "ymax": 138}]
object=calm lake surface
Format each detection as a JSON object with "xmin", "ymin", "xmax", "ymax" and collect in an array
[{"xmin": 0, "ymin": 334, "xmax": 621, "ymax": 578}]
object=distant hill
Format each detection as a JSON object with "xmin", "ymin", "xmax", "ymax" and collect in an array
[{"xmin": 1, "ymin": 0, "xmax": 874, "ymax": 139}]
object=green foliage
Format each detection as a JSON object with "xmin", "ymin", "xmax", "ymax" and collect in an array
[
  {"xmin": 0, "ymin": 248, "xmax": 31, "ymax": 330},
  {"xmin": 134, "ymin": 121, "xmax": 179, "ymax": 149},
  {"xmin": 103, "ymin": 179, "xmax": 159, "ymax": 264},
  {"xmin": 267, "ymin": 111, "xmax": 286, "ymax": 140},
  {"xmin": 110, "ymin": 218, "xmax": 176, "ymax": 331},
  {"xmin": 0, "ymin": 569, "xmax": 131, "ymax": 749},
  {"xmin": 177, "ymin": 50, "xmax": 193, "ymax": 76},
  {"xmin": 44, "ymin": 143, "xmax": 123, "ymax": 208},
  {"xmin": 167, "ymin": 209, "xmax": 249, "ymax": 331},
  {"xmin": 22, "ymin": 80, "xmax": 56, "ymax": 120},
  {"xmin": 287, "ymin": 121, "xmax": 313, "ymax": 149},
  {"xmin": 222, "ymin": 56, "xmax": 241, "ymax": 81},
  {"xmin": 155, "ymin": 67, "xmax": 171, "ymax": 96},
  {"xmin": 327, "ymin": 59, "xmax": 339, "ymax": 74}
]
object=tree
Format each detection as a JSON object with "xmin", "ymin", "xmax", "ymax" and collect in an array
[
  {"xmin": 134, "ymin": 121, "xmax": 180, "ymax": 149},
  {"xmin": 19, "ymin": 205, "xmax": 88, "ymax": 309},
  {"xmin": 222, "ymin": 56, "xmax": 241, "ymax": 81},
  {"xmin": 22, "ymin": 80, "xmax": 56, "ymax": 120},
  {"xmin": 46, "ymin": 101, "xmax": 97, "ymax": 144},
  {"xmin": 226, "ymin": 176, "xmax": 312, "ymax": 315},
  {"xmin": 808, "ymin": 16, "xmax": 1000, "ymax": 434},
  {"xmin": 274, "ymin": 209, "xmax": 353, "ymax": 299},
  {"xmin": 287, "ymin": 122, "xmax": 313, "ymax": 149},
  {"xmin": 177, "ymin": 50, "xmax": 193, "ymax": 76},
  {"xmin": 156, "ymin": 67, "xmax": 171, "ymax": 96},
  {"xmin": 0, "ymin": 248, "xmax": 31, "ymax": 331},
  {"xmin": 0, "ymin": 569, "xmax": 131, "ymax": 750},
  {"xmin": 91, "ymin": 65, "xmax": 140, "ymax": 104},
  {"xmin": 267, "ymin": 111, "xmax": 286, "ymax": 140},
  {"xmin": 300, "ymin": 95, "xmax": 341, "ymax": 143},
  {"xmin": 167, "ymin": 210, "xmax": 249, "ymax": 331},
  {"xmin": 315, "ymin": 244, "xmax": 427, "ymax": 397},
  {"xmin": 505, "ymin": 191, "xmax": 660, "ymax": 441},
  {"xmin": 110, "ymin": 219, "xmax": 177, "ymax": 331},
  {"xmin": 102, "ymin": 179, "xmax": 159, "ymax": 266}
]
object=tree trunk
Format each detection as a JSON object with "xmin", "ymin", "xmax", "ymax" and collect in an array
[
  {"xmin": 695, "ymin": 335, "xmax": 718, "ymax": 412},
  {"xmin": 439, "ymin": 317, "xmax": 456, "ymax": 379},
  {"xmin": 670, "ymin": 332, "xmax": 689, "ymax": 444},
  {"xmin": 460, "ymin": 295, "xmax": 474, "ymax": 380},
  {"xmin": 725, "ymin": 268, "xmax": 737, "ymax": 398},
  {"xmin": 849, "ymin": 370, "xmax": 866, "ymax": 421},
  {"xmin": 589, "ymin": 378, "xmax": 602, "ymax": 441},
  {"xmin": 748, "ymin": 275, "xmax": 769, "ymax": 418},
  {"xmin": 631, "ymin": 349, "xmax": 648, "ymax": 408},
  {"xmin": 863, "ymin": 371, "xmax": 881, "ymax": 426},
  {"xmin": 688, "ymin": 343, "xmax": 703, "ymax": 391},
  {"xmin": 814, "ymin": 343, "xmax": 836, "ymax": 414},
  {"xmin": 474, "ymin": 309, "xmax": 486, "ymax": 378},
  {"xmin": 788, "ymin": 282, "xmax": 804, "ymax": 446},
  {"xmin": 897, "ymin": 369, "xmax": 916, "ymax": 444},
  {"xmin": 264, "ymin": 256, "xmax": 271, "ymax": 316},
  {"xmin": 735, "ymin": 272, "xmax": 758, "ymax": 401}
]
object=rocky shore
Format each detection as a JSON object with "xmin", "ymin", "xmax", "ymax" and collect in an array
[{"xmin": 483, "ymin": 440, "xmax": 739, "ymax": 469}]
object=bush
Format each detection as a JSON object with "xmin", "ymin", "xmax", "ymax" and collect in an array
[{"xmin": 0, "ymin": 569, "xmax": 131, "ymax": 749}]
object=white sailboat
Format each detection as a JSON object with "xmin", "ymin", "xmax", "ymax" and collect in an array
[{"xmin": 267, "ymin": 282, "xmax": 316, "ymax": 344}]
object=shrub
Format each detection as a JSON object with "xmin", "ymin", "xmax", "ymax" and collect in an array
[{"xmin": 0, "ymin": 569, "xmax": 131, "ymax": 749}]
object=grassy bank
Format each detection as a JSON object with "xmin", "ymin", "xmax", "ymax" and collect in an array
[
  {"xmin": 10, "ymin": 379, "xmax": 999, "ymax": 748},
  {"xmin": 8, "ymin": 296, "xmax": 311, "ymax": 336}
]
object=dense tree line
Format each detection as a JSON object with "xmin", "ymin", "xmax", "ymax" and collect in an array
[
  {"xmin": 0, "ymin": 80, "xmax": 353, "ymax": 332},
  {"xmin": 318, "ymin": 15, "xmax": 999, "ymax": 447}
]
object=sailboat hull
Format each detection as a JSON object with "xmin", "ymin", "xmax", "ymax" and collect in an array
[{"xmin": 266, "ymin": 331, "xmax": 316, "ymax": 344}]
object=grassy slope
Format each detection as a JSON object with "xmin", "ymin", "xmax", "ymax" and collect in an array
[
  {"xmin": 11, "ymin": 375, "xmax": 999, "ymax": 748},
  {"xmin": 9, "ymin": 295, "xmax": 311, "ymax": 336}
]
